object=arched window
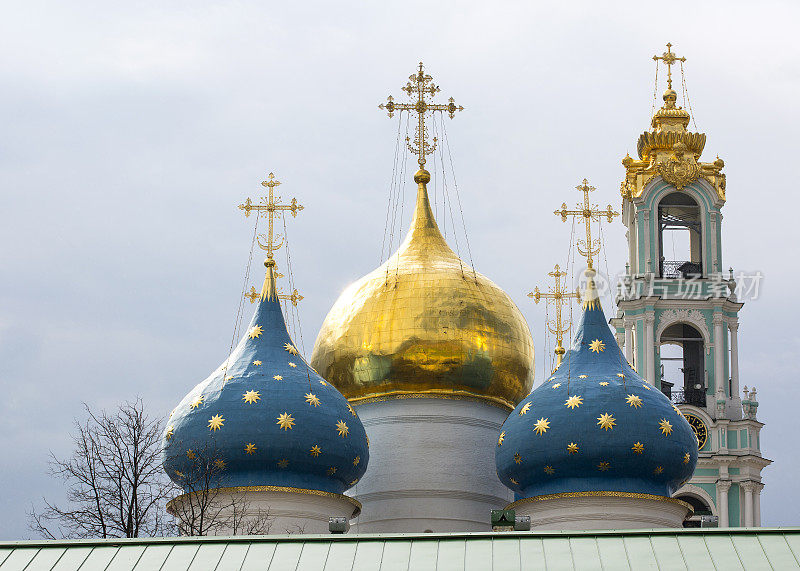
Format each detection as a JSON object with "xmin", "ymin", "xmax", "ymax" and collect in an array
[
  {"xmin": 659, "ymin": 323, "xmax": 705, "ymax": 406},
  {"xmin": 658, "ymin": 192, "xmax": 702, "ymax": 278},
  {"xmin": 677, "ymin": 494, "xmax": 714, "ymax": 528}
]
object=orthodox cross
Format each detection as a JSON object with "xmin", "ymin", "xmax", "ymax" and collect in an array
[
  {"xmin": 529, "ymin": 264, "xmax": 580, "ymax": 368},
  {"xmin": 379, "ymin": 62, "xmax": 464, "ymax": 169},
  {"xmin": 238, "ymin": 172, "xmax": 304, "ymax": 262},
  {"xmin": 554, "ymin": 179, "xmax": 619, "ymax": 270},
  {"xmin": 653, "ymin": 42, "xmax": 686, "ymax": 90},
  {"xmin": 245, "ymin": 285, "xmax": 304, "ymax": 306}
]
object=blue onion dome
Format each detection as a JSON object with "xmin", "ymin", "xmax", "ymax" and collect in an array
[
  {"xmin": 163, "ymin": 258, "xmax": 369, "ymax": 495},
  {"xmin": 496, "ymin": 271, "xmax": 697, "ymax": 499}
]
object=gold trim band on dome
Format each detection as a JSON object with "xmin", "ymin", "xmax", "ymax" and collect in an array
[
  {"xmin": 506, "ymin": 491, "xmax": 693, "ymax": 513},
  {"xmin": 168, "ymin": 485, "xmax": 362, "ymax": 517},
  {"xmin": 349, "ymin": 389, "xmax": 515, "ymax": 411}
]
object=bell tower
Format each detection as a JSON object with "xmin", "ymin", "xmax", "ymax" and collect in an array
[{"xmin": 612, "ymin": 44, "xmax": 771, "ymax": 527}]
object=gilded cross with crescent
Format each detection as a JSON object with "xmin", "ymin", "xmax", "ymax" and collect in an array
[
  {"xmin": 653, "ymin": 42, "xmax": 686, "ymax": 91},
  {"xmin": 379, "ymin": 62, "xmax": 464, "ymax": 169},
  {"xmin": 238, "ymin": 172, "xmax": 304, "ymax": 262},
  {"xmin": 554, "ymin": 179, "xmax": 619, "ymax": 271},
  {"xmin": 529, "ymin": 264, "xmax": 580, "ymax": 368}
]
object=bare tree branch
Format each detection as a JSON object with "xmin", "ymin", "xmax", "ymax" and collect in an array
[{"xmin": 28, "ymin": 398, "xmax": 171, "ymax": 538}]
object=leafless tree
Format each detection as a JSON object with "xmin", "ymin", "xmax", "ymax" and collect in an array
[
  {"xmin": 28, "ymin": 399, "xmax": 171, "ymax": 539},
  {"xmin": 166, "ymin": 446, "xmax": 272, "ymax": 536}
]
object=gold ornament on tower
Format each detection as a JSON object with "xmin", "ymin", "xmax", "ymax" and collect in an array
[{"xmin": 310, "ymin": 63, "xmax": 534, "ymax": 410}]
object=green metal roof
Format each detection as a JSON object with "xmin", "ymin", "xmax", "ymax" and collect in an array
[{"xmin": 2, "ymin": 528, "xmax": 799, "ymax": 570}]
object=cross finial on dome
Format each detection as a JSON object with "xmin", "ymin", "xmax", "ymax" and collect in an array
[
  {"xmin": 653, "ymin": 42, "xmax": 686, "ymax": 91},
  {"xmin": 379, "ymin": 62, "xmax": 464, "ymax": 170},
  {"xmin": 238, "ymin": 172, "xmax": 304, "ymax": 264},
  {"xmin": 529, "ymin": 264, "xmax": 581, "ymax": 368},
  {"xmin": 554, "ymin": 179, "xmax": 619, "ymax": 271},
  {"xmin": 238, "ymin": 172, "xmax": 305, "ymax": 302}
]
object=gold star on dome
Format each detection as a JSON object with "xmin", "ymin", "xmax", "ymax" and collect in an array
[
  {"xmin": 565, "ymin": 395, "xmax": 583, "ymax": 409},
  {"xmin": 544, "ymin": 465, "xmax": 555, "ymax": 475},
  {"xmin": 683, "ymin": 452, "xmax": 691, "ymax": 464},
  {"xmin": 632, "ymin": 442, "xmax": 644, "ymax": 454},
  {"xmin": 208, "ymin": 414, "xmax": 225, "ymax": 431},
  {"xmin": 599, "ymin": 382, "xmax": 609, "ymax": 387},
  {"xmin": 654, "ymin": 466, "xmax": 664, "ymax": 475},
  {"xmin": 244, "ymin": 443, "xmax": 257, "ymax": 455},
  {"xmin": 552, "ymin": 383, "xmax": 562, "ymax": 389},
  {"xmin": 514, "ymin": 453, "xmax": 522, "ymax": 464},
  {"xmin": 519, "ymin": 402, "xmax": 532, "ymax": 415},
  {"xmin": 510, "ymin": 477, "xmax": 519, "ymax": 485},
  {"xmin": 498, "ymin": 431, "xmax": 505, "ymax": 446},
  {"xmin": 277, "ymin": 458, "xmax": 289, "ymax": 469},
  {"xmin": 288, "ymin": 362, "xmax": 297, "ymax": 368},
  {"xmin": 350, "ymin": 478, "xmax": 359, "ymax": 486},
  {"xmin": 165, "ymin": 426, "xmax": 174, "ymax": 440},
  {"xmin": 567, "ymin": 442, "xmax": 579, "ymax": 455},
  {"xmin": 305, "ymin": 393, "xmax": 320, "ymax": 407},
  {"xmin": 579, "ymin": 375, "xmax": 588, "ymax": 379},
  {"xmin": 673, "ymin": 405, "xmax": 683, "ymax": 416},
  {"xmin": 353, "ymin": 456, "xmax": 360, "ymax": 466},
  {"xmin": 276, "ymin": 412, "xmax": 295, "ymax": 431},
  {"xmin": 186, "ymin": 449, "xmax": 196, "ymax": 460},
  {"xmin": 533, "ymin": 417, "xmax": 550, "ymax": 435},
  {"xmin": 310, "ymin": 445, "xmax": 322, "ymax": 457},
  {"xmin": 319, "ymin": 380, "xmax": 328, "ymax": 386},
  {"xmin": 597, "ymin": 413, "xmax": 616, "ymax": 431},
  {"xmin": 214, "ymin": 459, "xmax": 226, "ymax": 470},
  {"xmin": 190, "ymin": 395, "xmax": 204, "ymax": 409},
  {"xmin": 225, "ymin": 375, "xmax": 233, "ymax": 381},
  {"xmin": 284, "ymin": 343, "xmax": 299, "ymax": 355},
  {"xmin": 249, "ymin": 325, "xmax": 264, "ymax": 339},
  {"xmin": 348, "ymin": 404, "xmax": 357, "ymax": 417},
  {"xmin": 273, "ymin": 375, "xmax": 283, "ymax": 381},
  {"xmin": 626, "ymin": 394, "xmax": 643, "ymax": 408},
  {"xmin": 617, "ymin": 373, "xmax": 625, "ymax": 378},
  {"xmin": 242, "ymin": 390, "xmax": 261, "ymax": 404},
  {"xmin": 253, "ymin": 360, "xmax": 262, "ymax": 366},
  {"xmin": 327, "ymin": 466, "xmax": 337, "ymax": 476},
  {"xmin": 659, "ymin": 418, "xmax": 673, "ymax": 436},
  {"xmin": 641, "ymin": 383, "xmax": 651, "ymax": 390},
  {"xmin": 174, "ymin": 470, "xmax": 185, "ymax": 479},
  {"xmin": 336, "ymin": 420, "xmax": 349, "ymax": 437},
  {"xmin": 590, "ymin": 339, "xmax": 605, "ymax": 353},
  {"xmin": 597, "ymin": 461, "xmax": 610, "ymax": 471}
]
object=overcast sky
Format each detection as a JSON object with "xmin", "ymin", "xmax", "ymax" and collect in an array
[{"xmin": 1, "ymin": 0, "xmax": 798, "ymax": 539}]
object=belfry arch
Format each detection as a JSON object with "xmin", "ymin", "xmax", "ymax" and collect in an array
[
  {"xmin": 659, "ymin": 322, "xmax": 706, "ymax": 406},
  {"xmin": 658, "ymin": 191, "xmax": 703, "ymax": 278}
]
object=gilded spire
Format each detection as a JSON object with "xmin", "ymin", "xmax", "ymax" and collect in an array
[
  {"xmin": 261, "ymin": 257, "xmax": 279, "ymax": 301},
  {"xmin": 395, "ymin": 168, "xmax": 456, "ymax": 260},
  {"xmin": 581, "ymin": 268, "xmax": 601, "ymax": 311},
  {"xmin": 379, "ymin": 62, "xmax": 463, "ymax": 169}
]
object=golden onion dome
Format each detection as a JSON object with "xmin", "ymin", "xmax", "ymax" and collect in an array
[{"xmin": 310, "ymin": 170, "xmax": 534, "ymax": 410}]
